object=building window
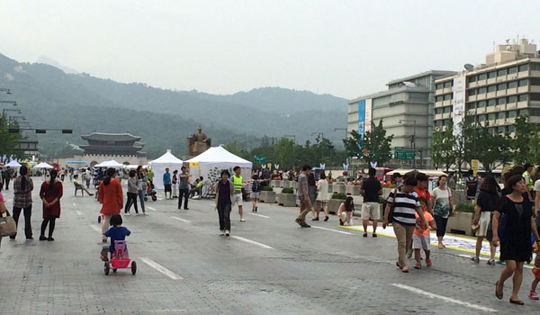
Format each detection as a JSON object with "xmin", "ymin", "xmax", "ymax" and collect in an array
[
  {"xmin": 508, "ymin": 81, "xmax": 517, "ymax": 89},
  {"xmin": 508, "ymin": 110, "xmax": 517, "ymax": 118},
  {"xmin": 468, "ymin": 76, "xmax": 477, "ymax": 83},
  {"xmin": 497, "ymin": 127, "xmax": 505, "ymax": 134},
  {"xmin": 497, "ymin": 112, "xmax": 505, "ymax": 119},
  {"xmin": 488, "ymin": 85, "xmax": 496, "ymax": 92},
  {"xmin": 444, "ymin": 81, "xmax": 452, "ymax": 88},
  {"xmin": 488, "ymin": 113, "xmax": 496, "ymax": 120},
  {"xmin": 519, "ymin": 94, "xmax": 528, "ymax": 102},
  {"xmin": 497, "ymin": 97, "xmax": 506, "ymax": 105},
  {"xmin": 530, "ymin": 108, "xmax": 540, "ymax": 116},
  {"xmin": 487, "ymin": 99, "xmax": 496, "ymax": 106},
  {"xmin": 531, "ymin": 78, "xmax": 540, "ymax": 86},
  {"xmin": 508, "ymin": 67, "xmax": 518, "ymax": 74},
  {"xmin": 497, "ymin": 83, "xmax": 506, "ymax": 91},
  {"xmin": 435, "ymin": 108, "xmax": 442, "ymax": 114},
  {"xmin": 468, "ymin": 89, "xmax": 476, "ymax": 96},
  {"xmin": 443, "ymin": 106, "xmax": 451, "ymax": 113},
  {"xmin": 519, "ymin": 64, "xmax": 529, "ymax": 72},
  {"xmin": 467, "ymin": 103, "xmax": 476, "ymax": 110},
  {"xmin": 519, "ymin": 79, "xmax": 528, "ymax": 86},
  {"xmin": 531, "ymin": 94, "xmax": 540, "ymax": 101},
  {"xmin": 478, "ymin": 87, "xmax": 486, "ymax": 94},
  {"xmin": 436, "ymin": 95, "xmax": 443, "ymax": 102},
  {"xmin": 531, "ymin": 63, "xmax": 540, "ymax": 71},
  {"xmin": 488, "ymin": 127, "xmax": 495, "ymax": 134},
  {"xmin": 443, "ymin": 94, "xmax": 451, "ymax": 100},
  {"xmin": 488, "ymin": 71, "xmax": 497, "ymax": 79},
  {"xmin": 435, "ymin": 120, "xmax": 442, "ymax": 127},
  {"xmin": 507, "ymin": 95, "xmax": 517, "ymax": 103},
  {"xmin": 478, "ymin": 115, "xmax": 486, "ymax": 122},
  {"xmin": 478, "ymin": 73, "xmax": 487, "ymax": 80},
  {"xmin": 477, "ymin": 100, "xmax": 486, "ymax": 108},
  {"xmin": 445, "ymin": 119, "xmax": 451, "ymax": 126},
  {"xmin": 436, "ymin": 83, "xmax": 443, "ymax": 90},
  {"xmin": 497, "ymin": 69, "xmax": 507, "ymax": 76},
  {"xmin": 508, "ymin": 126, "xmax": 515, "ymax": 133},
  {"xmin": 518, "ymin": 109, "xmax": 528, "ymax": 116}
]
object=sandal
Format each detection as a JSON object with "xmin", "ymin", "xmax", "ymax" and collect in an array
[
  {"xmin": 509, "ymin": 298, "xmax": 524, "ymax": 305},
  {"xmin": 495, "ymin": 281, "xmax": 503, "ymax": 300}
]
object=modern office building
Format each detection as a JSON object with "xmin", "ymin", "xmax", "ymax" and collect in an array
[
  {"xmin": 434, "ymin": 38, "xmax": 540, "ymax": 135},
  {"xmin": 348, "ymin": 70, "xmax": 455, "ymax": 168}
]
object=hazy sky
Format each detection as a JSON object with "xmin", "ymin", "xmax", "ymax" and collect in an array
[{"xmin": 1, "ymin": 0, "xmax": 539, "ymax": 99}]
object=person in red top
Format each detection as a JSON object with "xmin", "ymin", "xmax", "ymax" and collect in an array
[
  {"xmin": 98, "ymin": 168, "xmax": 124, "ymax": 243},
  {"xmin": 39, "ymin": 169, "xmax": 63, "ymax": 241},
  {"xmin": 413, "ymin": 172, "xmax": 432, "ymax": 213}
]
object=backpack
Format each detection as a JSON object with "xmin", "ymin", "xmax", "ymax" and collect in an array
[{"xmin": 252, "ymin": 180, "xmax": 260, "ymax": 193}]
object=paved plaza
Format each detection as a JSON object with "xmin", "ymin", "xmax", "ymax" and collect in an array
[{"xmin": 0, "ymin": 179, "xmax": 538, "ymax": 314}]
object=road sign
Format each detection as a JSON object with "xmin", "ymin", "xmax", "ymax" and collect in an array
[
  {"xmin": 395, "ymin": 147, "xmax": 405, "ymax": 151},
  {"xmin": 254, "ymin": 155, "xmax": 267, "ymax": 163},
  {"xmin": 395, "ymin": 151, "xmax": 415, "ymax": 160}
]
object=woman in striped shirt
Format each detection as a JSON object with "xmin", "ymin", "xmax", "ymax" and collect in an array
[{"xmin": 383, "ymin": 172, "xmax": 426, "ymax": 273}]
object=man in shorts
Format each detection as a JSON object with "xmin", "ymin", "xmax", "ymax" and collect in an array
[
  {"xmin": 360, "ymin": 168, "xmax": 382, "ymax": 237},
  {"xmin": 163, "ymin": 168, "xmax": 172, "ymax": 200}
]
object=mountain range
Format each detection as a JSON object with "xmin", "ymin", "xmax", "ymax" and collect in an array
[{"xmin": 0, "ymin": 53, "xmax": 348, "ymax": 159}]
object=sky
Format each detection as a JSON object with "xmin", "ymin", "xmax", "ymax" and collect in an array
[{"xmin": 1, "ymin": 0, "xmax": 539, "ymax": 99}]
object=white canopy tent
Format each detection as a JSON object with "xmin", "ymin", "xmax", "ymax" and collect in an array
[
  {"xmin": 34, "ymin": 162, "xmax": 54, "ymax": 169},
  {"xmin": 148, "ymin": 150, "xmax": 184, "ymax": 189},
  {"xmin": 186, "ymin": 146, "xmax": 252, "ymax": 184},
  {"xmin": 5, "ymin": 160, "xmax": 22, "ymax": 168},
  {"xmin": 94, "ymin": 160, "xmax": 124, "ymax": 169}
]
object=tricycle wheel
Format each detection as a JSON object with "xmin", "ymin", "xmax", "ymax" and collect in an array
[
  {"xmin": 131, "ymin": 261, "xmax": 137, "ymax": 275},
  {"xmin": 104, "ymin": 262, "xmax": 110, "ymax": 275}
]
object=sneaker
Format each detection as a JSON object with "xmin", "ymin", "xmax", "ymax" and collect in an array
[
  {"xmin": 39, "ymin": 236, "xmax": 47, "ymax": 241},
  {"xmin": 225, "ymin": 230, "xmax": 230, "ymax": 237},
  {"xmin": 26, "ymin": 237, "xmax": 34, "ymax": 241},
  {"xmin": 487, "ymin": 259, "xmax": 496, "ymax": 266},
  {"xmin": 47, "ymin": 237, "xmax": 54, "ymax": 241},
  {"xmin": 240, "ymin": 218, "xmax": 246, "ymax": 222},
  {"xmin": 125, "ymin": 212, "xmax": 131, "ymax": 216},
  {"xmin": 363, "ymin": 233, "xmax": 368, "ymax": 237},
  {"xmin": 339, "ymin": 219, "xmax": 344, "ymax": 226},
  {"xmin": 471, "ymin": 257, "xmax": 480, "ymax": 264},
  {"xmin": 220, "ymin": 231, "xmax": 225, "ymax": 236},
  {"xmin": 426, "ymin": 259, "xmax": 432, "ymax": 267},
  {"xmin": 372, "ymin": 234, "xmax": 377, "ymax": 238},
  {"xmin": 300, "ymin": 222, "xmax": 311, "ymax": 228},
  {"xmin": 414, "ymin": 262, "xmax": 421, "ymax": 269},
  {"xmin": 295, "ymin": 218, "xmax": 303, "ymax": 226},
  {"xmin": 312, "ymin": 217, "xmax": 319, "ymax": 221},
  {"xmin": 407, "ymin": 249, "xmax": 413, "ymax": 259},
  {"xmin": 528, "ymin": 290, "xmax": 539, "ymax": 300}
]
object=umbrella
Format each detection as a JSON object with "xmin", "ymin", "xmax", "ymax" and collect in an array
[{"xmin": 35, "ymin": 162, "xmax": 54, "ymax": 169}]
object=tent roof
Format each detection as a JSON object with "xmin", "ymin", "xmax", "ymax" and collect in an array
[
  {"xmin": 148, "ymin": 150, "xmax": 184, "ymax": 165},
  {"xmin": 5, "ymin": 160, "xmax": 21, "ymax": 167},
  {"xmin": 187, "ymin": 146, "xmax": 251, "ymax": 166},
  {"xmin": 35, "ymin": 162, "xmax": 54, "ymax": 169}
]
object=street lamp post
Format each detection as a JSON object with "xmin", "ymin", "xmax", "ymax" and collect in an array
[{"xmin": 399, "ymin": 119, "xmax": 417, "ymax": 168}]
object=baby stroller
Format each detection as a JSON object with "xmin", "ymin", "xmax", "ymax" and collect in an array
[
  {"xmin": 103, "ymin": 240, "xmax": 137, "ymax": 275},
  {"xmin": 144, "ymin": 185, "xmax": 157, "ymax": 202}
]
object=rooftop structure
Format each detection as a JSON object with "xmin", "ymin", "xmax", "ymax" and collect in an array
[{"xmin": 80, "ymin": 132, "xmax": 145, "ymax": 157}]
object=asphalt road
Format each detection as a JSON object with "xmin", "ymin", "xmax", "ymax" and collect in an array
[{"xmin": 0, "ymin": 179, "xmax": 538, "ymax": 314}]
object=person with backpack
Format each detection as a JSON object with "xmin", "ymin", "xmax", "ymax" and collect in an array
[{"xmin": 250, "ymin": 174, "xmax": 268, "ymax": 212}]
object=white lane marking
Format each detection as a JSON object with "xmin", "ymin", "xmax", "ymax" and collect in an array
[
  {"xmin": 391, "ymin": 283, "xmax": 497, "ymax": 313},
  {"xmin": 311, "ymin": 226, "xmax": 353, "ymax": 235},
  {"xmin": 457, "ymin": 254, "xmax": 533, "ymax": 269},
  {"xmin": 247, "ymin": 212, "xmax": 270, "ymax": 219},
  {"xmin": 76, "ymin": 210, "xmax": 83, "ymax": 216},
  {"xmin": 171, "ymin": 216, "xmax": 191, "ymax": 223},
  {"xmin": 140, "ymin": 257, "xmax": 183, "ymax": 280},
  {"xmin": 231, "ymin": 236, "xmax": 273, "ymax": 249},
  {"xmin": 90, "ymin": 225, "xmax": 101, "ymax": 233},
  {"xmin": 147, "ymin": 206, "xmax": 157, "ymax": 211}
]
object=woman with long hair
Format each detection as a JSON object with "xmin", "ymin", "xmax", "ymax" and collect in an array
[
  {"xmin": 493, "ymin": 174, "xmax": 540, "ymax": 305},
  {"xmin": 472, "ymin": 176, "xmax": 499, "ymax": 265},
  {"xmin": 98, "ymin": 168, "xmax": 124, "ymax": 243},
  {"xmin": 39, "ymin": 169, "xmax": 63, "ymax": 241},
  {"xmin": 315, "ymin": 171, "xmax": 330, "ymax": 222},
  {"xmin": 431, "ymin": 175, "xmax": 455, "ymax": 249},
  {"xmin": 337, "ymin": 196, "xmax": 354, "ymax": 226},
  {"xmin": 125, "ymin": 169, "xmax": 140, "ymax": 215},
  {"xmin": 11, "ymin": 165, "xmax": 34, "ymax": 240},
  {"xmin": 136, "ymin": 166, "xmax": 147, "ymax": 215}
]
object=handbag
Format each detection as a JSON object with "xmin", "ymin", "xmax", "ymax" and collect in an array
[{"xmin": 0, "ymin": 210, "xmax": 17, "ymax": 237}]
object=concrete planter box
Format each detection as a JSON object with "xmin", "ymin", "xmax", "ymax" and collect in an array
[
  {"xmin": 259, "ymin": 191, "xmax": 276, "ymax": 203},
  {"xmin": 346, "ymin": 185, "xmax": 361, "ymax": 196},
  {"xmin": 278, "ymin": 193, "xmax": 297, "ymax": 207},
  {"xmin": 288, "ymin": 181, "xmax": 298, "ymax": 189},
  {"xmin": 270, "ymin": 180, "xmax": 282, "ymax": 188},
  {"xmin": 328, "ymin": 199, "xmax": 345, "ymax": 214},
  {"xmin": 333, "ymin": 184, "xmax": 346, "ymax": 195},
  {"xmin": 446, "ymin": 212, "xmax": 474, "ymax": 236}
]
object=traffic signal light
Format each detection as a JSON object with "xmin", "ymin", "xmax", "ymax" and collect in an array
[
  {"xmin": 388, "ymin": 153, "xmax": 392, "ymax": 158},
  {"xmin": 356, "ymin": 153, "xmax": 360, "ymax": 157}
]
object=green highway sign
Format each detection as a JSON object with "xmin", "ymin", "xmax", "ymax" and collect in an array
[
  {"xmin": 394, "ymin": 151, "xmax": 415, "ymax": 160},
  {"xmin": 254, "ymin": 155, "xmax": 267, "ymax": 163},
  {"xmin": 395, "ymin": 146, "xmax": 405, "ymax": 151}
]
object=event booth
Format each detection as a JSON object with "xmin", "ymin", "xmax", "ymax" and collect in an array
[
  {"xmin": 186, "ymin": 146, "xmax": 252, "ymax": 184},
  {"xmin": 148, "ymin": 150, "xmax": 184, "ymax": 189}
]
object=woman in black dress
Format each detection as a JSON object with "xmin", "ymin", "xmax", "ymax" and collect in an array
[{"xmin": 492, "ymin": 174, "xmax": 540, "ymax": 305}]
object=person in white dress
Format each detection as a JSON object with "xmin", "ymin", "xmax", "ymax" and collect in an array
[{"xmin": 315, "ymin": 171, "xmax": 330, "ymax": 221}]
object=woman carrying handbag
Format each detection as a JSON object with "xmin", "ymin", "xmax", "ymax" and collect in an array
[{"xmin": 0, "ymin": 190, "xmax": 16, "ymax": 247}]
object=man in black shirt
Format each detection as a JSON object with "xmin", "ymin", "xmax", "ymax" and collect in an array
[{"xmin": 360, "ymin": 168, "xmax": 383, "ymax": 237}]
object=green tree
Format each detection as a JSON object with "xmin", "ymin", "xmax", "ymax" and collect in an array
[
  {"xmin": 510, "ymin": 115, "xmax": 538, "ymax": 164},
  {"xmin": 0, "ymin": 115, "xmax": 24, "ymax": 161},
  {"xmin": 475, "ymin": 123, "xmax": 511, "ymax": 173},
  {"xmin": 343, "ymin": 120, "xmax": 393, "ymax": 166},
  {"xmin": 223, "ymin": 141, "xmax": 250, "ymax": 160},
  {"xmin": 431, "ymin": 125, "xmax": 455, "ymax": 171}
]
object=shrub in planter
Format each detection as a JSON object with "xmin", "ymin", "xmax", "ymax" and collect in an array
[
  {"xmin": 261, "ymin": 186, "xmax": 273, "ymax": 192},
  {"xmin": 455, "ymin": 203, "xmax": 475, "ymax": 213},
  {"xmin": 281, "ymin": 187, "xmax": 295, "ymax": 194},
  {"xmin": 332, "ymin": 192, "xmax": 347, "ymax": 200}
]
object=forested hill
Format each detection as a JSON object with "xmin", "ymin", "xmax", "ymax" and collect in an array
[{"xmin": 0, "ymin": 53, "xmax": 348, "ymax": 158}]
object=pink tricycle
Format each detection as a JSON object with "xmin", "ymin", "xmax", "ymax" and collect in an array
[{"xmin": 103, "ymin": 240, "xmax": 137, "ymax": 275}]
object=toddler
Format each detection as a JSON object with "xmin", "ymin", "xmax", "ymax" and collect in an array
[
  {"xmin": 101, "ymin": 214, "xmax": 131, "ymax": 261},
  {"xmin": 413, "ymin": 197, "xmax": 437, "ymax": 269}
]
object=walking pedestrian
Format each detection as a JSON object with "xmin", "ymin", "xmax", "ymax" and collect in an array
[
  {"xmin": 10, "ymin": 165, "xmax": 34, "ymax": 240},
  {"xmin": 137, "ymin": 166, "xmax": 147, "ymax": 215},
  {"xmin": 383, "ymin": 172, "xmax": 426, "ymax": 273},
  {"xmin": 178, "ymin": 166, "xmax": 191, "ymax": 210},
  {"xmin": 414, "ymin": 172, "xmax": 432, "ymax": 213},
  {"xmin": 232, "ymin": 166, "xmax": 246, "ymax": 222},
  {"xmin": 214, "ymin": 169, "xmax": 234, "ymax": 236},
  {"xmin": 523, "ymin": 163, "xmax": 535, "ymax": 202},
  {"xmin": 466, "ymin": 169, "xmax": 479, "ymax": 205},
  {"xmin": 39, "ymin": 169, "xmax": 63, "ymax": 241},
  {"xmin": 294, "ymin": 164, "xmax": 313, "ymax": 228},
  {"xmin": 308, "ymin": 171, "xmax": 317, "ymax": 219},
  {"xmin": 125, "ymin": 170, "xmax": 140, "ymax": 215},
  {"xmin": 360, "ymin": 167, "xmax": 383, "ymax": 237},
  {"xmin": 493, "ymin": 174, "xmax": 540, "ymax": 305},
  {"xmin": 431, "ymin": 175, "xmax": 455, "ymax": 249},
  {"xmin": 2, "ymin": 166, "xmax": 12, "ymax": 190},
  {"xmin": 147, "ymin": 167, "xmax": 154, "ymax": 188},
  {"xmin": 250, "ymin": 174, "xmax": 268, "ymax": 212},
  {"xmin": 413, "ymin": 197, "xmax": 436, "ymax": 269},
  {"xmin": 315, "ymin": 171, "xmax": 329, "ymax": 221},
  {"xmin": 172, "ymin": 170, "xmax": 179, "ymax": 198},
  {"xmin": 98, "ymin": 168, "xmax": 124, "ymax": 243},
  {"xmin": 163, "ymin": 168, "xmax": 172, "ymax": 200},
  {"xmin": 472, "ymin": 176, "xmax": 499, "ymax": 265}
]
